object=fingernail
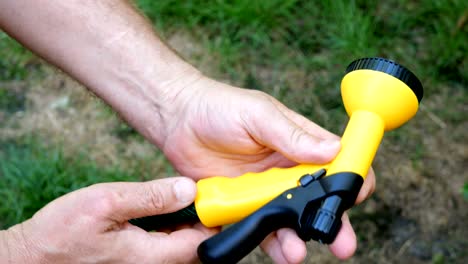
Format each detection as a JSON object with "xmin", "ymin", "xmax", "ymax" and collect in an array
[
  {"xmin": 318, "ymin": 139, "xmax": 341, "ymax": 151},
  {"xmin": 173, "ymin": 178, "xmax": 196, "ymax": 203}
]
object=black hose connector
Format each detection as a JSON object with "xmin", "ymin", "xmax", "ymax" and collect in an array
[{"xmin": 129, "ymin": 203, "xmax": 199, "ymax": 231}]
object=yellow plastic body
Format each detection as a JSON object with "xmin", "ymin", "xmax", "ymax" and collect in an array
[
  {"xmin": 195, "ymin": 164, "xmax": 326, "ymax": 227},
  {"xmin": 195, "ymin": 69, "xmax": 420, "ymax": 228}
]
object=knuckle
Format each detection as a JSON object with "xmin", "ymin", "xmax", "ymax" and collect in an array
[
  {"xmin": 288, "ymin": 128, "xmax": 307, "ymax": 154},
  {"xmin": 242, "ymin": 92, "xmax": 276, "ymax": 122},
  {"xmin": 247, "ymin": 89, "xmax": 267, "ymax": 97},
  {"xmin": 248, "ymin": 90, "xmax": 273, "ymax": 107},
  {"xmin": 84, "ymin": 186, "xmax": 119, "ymax": 217},
  {"xmin": 146, "ymin": 184, "xmax": 167, "ymax": 213}
]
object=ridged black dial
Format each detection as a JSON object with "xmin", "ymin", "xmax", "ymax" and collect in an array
[{"xmin": 346, "ymin": 57, "xmax": 423, "ymax": 102}]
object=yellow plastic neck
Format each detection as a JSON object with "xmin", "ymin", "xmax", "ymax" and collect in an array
[{"xmin": 327, "ymin": 110, "xmax": 384, "ymax": 178}]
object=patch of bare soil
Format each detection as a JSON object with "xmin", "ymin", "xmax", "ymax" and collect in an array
[{"xmin": 0, "ymin": 67, "xmax": 171, "ymax": 177}]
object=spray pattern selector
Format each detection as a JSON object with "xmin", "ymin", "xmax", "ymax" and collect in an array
[{"xmin": 197, "ymin": 169, "xmax": 364, "ymax": 264}]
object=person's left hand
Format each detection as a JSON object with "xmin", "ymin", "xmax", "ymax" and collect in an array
[
  {"xmin": 157, "ymin": 76, "xmax": 376, "ymax": 263},
  {"xmin": 4, "ymin": 177, "xmax": 216, "ymax": 264}
]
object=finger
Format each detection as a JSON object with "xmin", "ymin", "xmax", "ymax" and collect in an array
[
  {"xmin": 277, "ymin": 98, "xmax": 376, "ymax": 203},
  {"xmin": 276, "ymin": 228, "xmax": 307, "ymax": 264},
  {"xmin": 259, "ymin": 229, "xmax": 306, "ymax": 264},
  {"xmin": 130, "ymin": 227, "xmax": 210, "ymax": 263},
  {"xmin": 90, "ymin": 177, "xmax": 197, "ymax": 222},
  {"xmin": 328, "ymin": 212, "xmax": 356, "ymax": 260},
  {"xmin": 157, "ymin": 229, "xmax": 208, "ymax": 263},
  {"xmin": 123, "ymin": 221, "xmax": 220, "ymax": 263},
  {"xmin": 355, "ymin": 167, "xmax": 376, "ymax": 204},
  {"xmin": 273, "ymin": 100, "xmax": 340, "ymax": 141},
  {"xmin": 169, "ymin": 222, "xmax": 221, "ymax": 235},
  {"xmin": 277, "ymin": 100, "xmax": 376, "ymax": 203},
  {"xmin": 245, "ymin": 98, "xmax": 341, "ymax": 164},
  {"xmin": 192, "ymin": 222, "xmax": 221, "ymax": 236},
  {"xmin": 260, "ymin": 232, "xmax": 290, "ymax": 264}
]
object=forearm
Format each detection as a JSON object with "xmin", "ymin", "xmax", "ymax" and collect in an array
[{"xmin": 0, "ymin": 0, "xmax": 200, "ymax": 146}]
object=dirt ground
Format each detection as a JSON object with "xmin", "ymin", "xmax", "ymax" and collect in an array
[{"xmin": 1, "ymin": 32, "xmax": 466, "ymax": 263}]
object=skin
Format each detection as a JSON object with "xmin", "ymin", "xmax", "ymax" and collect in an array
[{"xmin": 0, "ymin": 0, "xmax": 376, "ymax": 263}]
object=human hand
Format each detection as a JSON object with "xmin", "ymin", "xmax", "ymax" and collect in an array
[
  {"xmin": 2, "ymin": 177, "xmax": 215, "ymax": 264},
  {"xmin": 159, "ymin": 76, "xmax": 376, "ymax": 263}
]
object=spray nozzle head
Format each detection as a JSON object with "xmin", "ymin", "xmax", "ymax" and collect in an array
[{"xmin": 341, "ymin": 57, "xmax": 423, "ymax": 130}]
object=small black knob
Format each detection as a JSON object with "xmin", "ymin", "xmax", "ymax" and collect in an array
[{"xmin": 311, "ymin": 195, "xmax": 343, "ymax": 244}]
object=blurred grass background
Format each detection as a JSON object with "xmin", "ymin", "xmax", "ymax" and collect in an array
[{"xmin": 1, "ymin": 0, "xmax": 467, "ymax": 263}]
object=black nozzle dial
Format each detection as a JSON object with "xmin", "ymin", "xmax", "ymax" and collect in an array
[{"xmin": 346, "ymin": 57, "xmax": 423, "ymax": 102}]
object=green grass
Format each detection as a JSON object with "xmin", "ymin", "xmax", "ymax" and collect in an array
[
  {"xmin": 0, "ymin": 32, "xmax": 39, "ymax": 81},
  {"xmin": 0, "ymin": 137, "xmax": 145, "ymax": 229},
  {"xmin": 135, "ymin": 0, "xmax": 467, "ymax": 76},
  {"xmin": 0, "ymin": 87, "xmax": 26, "ymax": 113},
  {"xmin": 135, "ymin": 0, "xmax": 467, "ymax": 132},
  {"xmin": 463, "ymin": 183, "xmax": 468, "ymax": 200},
  {"xmin": 0, "ymin": 31, "xmax": 42, "ymax": 113}
]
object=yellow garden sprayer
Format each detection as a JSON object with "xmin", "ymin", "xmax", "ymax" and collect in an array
[{"xmin": 130, "ymin": 57, "xmax": 424, "ymax": 263}]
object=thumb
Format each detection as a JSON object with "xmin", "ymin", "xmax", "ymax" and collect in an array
[
  {"xmin": 92, "ymin": 177, "xmax": 197, "ymax": 222},
  {"xmin": 248, "ymin": 100, "xmax": 341, "ymax": 164}
]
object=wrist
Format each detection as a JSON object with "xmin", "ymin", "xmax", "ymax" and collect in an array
[
  {"xmin": 114, "ymin": 62, "xmax": 205, "ymax": 148},
  {"xmin": 1, "ymin": 223, "xmax": 41, "ymax": 263},
  {"xmin": 154, "ymin": 68, "xmax": 206, "ymax": 146}
]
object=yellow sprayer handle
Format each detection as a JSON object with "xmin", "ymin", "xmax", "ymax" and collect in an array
[{"xmin": 195, "ymin": 163, "xmax": 327, "ymax": 227}]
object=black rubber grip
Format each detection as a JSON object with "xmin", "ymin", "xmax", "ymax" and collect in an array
[{"xmin": 129, "ymin": 203, "xmax": 199, "ymax": 231}]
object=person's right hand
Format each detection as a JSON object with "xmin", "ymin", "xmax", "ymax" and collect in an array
[
  {"xmin": 158, "ymin": 76, "xmax": 376, "ymax": 263},
  {"xmin": 2, "ymin": 177, "xmax": 215, "ymax": 264}
]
